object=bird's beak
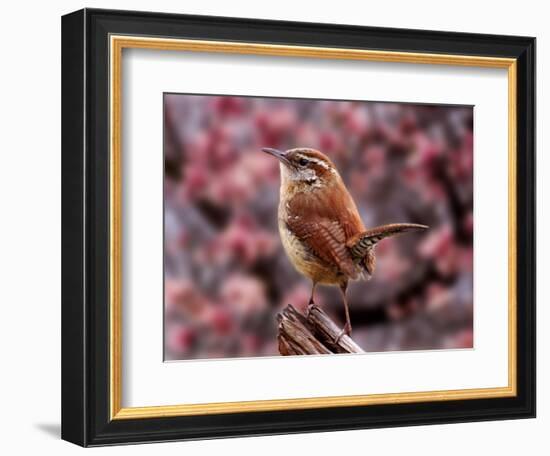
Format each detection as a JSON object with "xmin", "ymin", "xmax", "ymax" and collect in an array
[{"xmin": 261, "ymin": 148, "xmax": 291, "ymax": 167}]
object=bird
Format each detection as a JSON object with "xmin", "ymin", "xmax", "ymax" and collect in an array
[{"xmin": 262, "ymin": 147, "xmax": 428, "ymax": 341}]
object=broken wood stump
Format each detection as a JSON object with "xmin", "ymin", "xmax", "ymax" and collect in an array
[{"xmin": 277, "ymin": 304, "xmax": 365, "ymax": 355}]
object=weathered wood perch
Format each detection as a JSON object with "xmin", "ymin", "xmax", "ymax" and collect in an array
[{"xmin": 277, "ymin": 304, "xmax": 365, "ymax": 355}]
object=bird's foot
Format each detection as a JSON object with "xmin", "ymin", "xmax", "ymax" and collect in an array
[{"xmin": 335, "ymin": 322, "xmax": 352, "ymax": 344}]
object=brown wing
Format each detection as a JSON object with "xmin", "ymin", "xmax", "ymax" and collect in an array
[
  {"xmin": 286, "ymin": 217, "xmax": 357, "ymax": 278},
  {"xmin": 285, "ymin": 182, "xmax": 365, "ymax": 278}
]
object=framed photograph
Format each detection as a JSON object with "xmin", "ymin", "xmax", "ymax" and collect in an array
[{"xmin": 61, "ymin": 8, "xmax": 535, "ymax": 446}]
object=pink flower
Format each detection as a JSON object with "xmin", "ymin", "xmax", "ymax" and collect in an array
[
  {"xmin": 210, "ymin": 165, "xmax": 254, "ymax": 205},
  {"xmin": 463, "ymin": 212, "xmax": 474, "ymax": 235},
  {"xmin": 211, "ymin": 96, "xmax": 246, "ymax": 116},
  {"xmin": 412, "ymin": 132, "xmax": 442, "ymax": 168},
  {"xmin": 419, "ymin": 225, "xmax": 462, "ymax": 276},
  {"xmin": 208, "ymin": 215, "xmax": 277, "ymax": 266},
  {"xmin": 364, "ymin": 146, "xmax": 387, "ymax": 180},
  {"xmin": 166, "ymin": 325, "xmax": 197, "ymax": 353},
  {"xmin": 445, "ymin": 328, "xmax": 473, "ymax": 349},
  {"xmin": 419, "ymin": 225, "xmax": 453, "ymax": 259},
  {"xmin": 241, "ymin": 334, "xmax": 262, "ymax": 355},
  {"xmin": 425, "ymin": 282, "xmax": 452, "ymax": 311},
  {"xmin": 205, "ymin": 306, "xmax": 235, "ymax": 336},
  {"xmin": 399, "ymin": 115, "xmax": 418, "ymax": 135},
  {"xmin": 220, "ymin": 274, "xmax": 267, "ymax": 315},
  {"xmin": 165, "ymin": 279, "xmax": 210, "ymax": 320},
  {"xmin": 319, "ymin": 131, "xmax": 341, "ymax": 152},
  {"xmin": 180, "ymin": 163, "xmax": 209, "ymax": 201},
  {"xmin": 342, "ymin": 107, "xmax": 369, "ymax": 135},
  {"xmin": 242, "ymin": 149, "xmax": 282, "ymax": 184},
  {"xmin": 255, "ymin": 107, "xmax": 296, "ymax": 145},
  {"xmin": 375, "ymin": 243, "xmax": 411, "ymax": 283}
]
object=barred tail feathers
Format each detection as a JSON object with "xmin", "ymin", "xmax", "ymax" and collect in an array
[{"xmin": 346, "ymin": 223, "xmax": 428, "ymax": 261}]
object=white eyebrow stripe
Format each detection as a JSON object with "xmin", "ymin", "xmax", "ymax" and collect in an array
[{"xmin": 295, "ymin": 153, "xmax": 330, "ymax": 170}]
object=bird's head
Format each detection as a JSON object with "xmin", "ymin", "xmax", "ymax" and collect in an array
[{"xmin": 261, "ymin": 147, "xmax": 339, "ymax": 187}]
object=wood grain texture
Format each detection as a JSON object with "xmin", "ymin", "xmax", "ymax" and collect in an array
[{"xmin": 277, "ymin": 304, "xmax": 364, "ymax": 355}]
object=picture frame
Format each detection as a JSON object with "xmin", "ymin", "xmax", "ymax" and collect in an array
[{"xmin": 61, "ymin": 8, "xmax": 535, "ymax": 447}]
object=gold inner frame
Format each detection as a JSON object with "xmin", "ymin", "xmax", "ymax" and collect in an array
[{"xmin": 109, "ymin": 35, "xmax": 517, "ymax": 420}]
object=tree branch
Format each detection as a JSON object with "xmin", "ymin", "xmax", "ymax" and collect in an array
[{"xmin": 277, "ymin": 304, "xmax": 364, "ymax": 355}]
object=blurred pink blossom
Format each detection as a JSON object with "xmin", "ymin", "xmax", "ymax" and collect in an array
[
  {"xmin": 165, "ymin": 279, "xmax": 211, "ymax": 322},
  {"xmin": 166, "ymin": 325, "xmax": 197, "ymax": 354},
  {"xmin": 206, "ymin": 214, "xmax": 277, "ymax": 266},
  {"xmin": 375, "ymin": 242, "xmax": 411, "ymax": 283},
  {"xmin": 220, "ymin": 274, "xmax": 268, "ymax": 315},
  {"xmin": 419, "ymin": 225, "xmax": 461, "ymax": 276},
  {"xmin": 164, "ymin": 94, "xmax": 474, "ymax": 359}
]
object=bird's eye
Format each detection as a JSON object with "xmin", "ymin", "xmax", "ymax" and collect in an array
[{"xmin": 298, "ymin": 158, "xmax": 308, "ymax": 166}]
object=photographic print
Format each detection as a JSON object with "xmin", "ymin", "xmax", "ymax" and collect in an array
[
  {"xmin": 164, "ymin": 94, "xmax": 474, "ymax": 361},
  {"xmin": 63, "ymin": 10, "xmax": 535, "ymax": 445}
]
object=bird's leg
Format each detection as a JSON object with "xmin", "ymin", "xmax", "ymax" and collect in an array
[
  {"xmin": 336, "ymin": 281, "xmax": 351, "ymax": 343},
  {"xmin": 306, "ymin": 282, "xmax": 317, "ymax": 319}
]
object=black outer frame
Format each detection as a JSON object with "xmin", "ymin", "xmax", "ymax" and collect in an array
[{"xmin": 61, "ymin": 8, "xmax": 536, "ymax": 447}]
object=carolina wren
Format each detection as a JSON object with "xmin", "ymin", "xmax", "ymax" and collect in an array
[{"xmin": 262, "ymin": 147, "xmax": 428, "ymax": 339}]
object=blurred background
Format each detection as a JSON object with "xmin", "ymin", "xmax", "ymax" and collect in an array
[{"xmin": 163, "ymin": 94, "xmax": 473, "ymax": 361}]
